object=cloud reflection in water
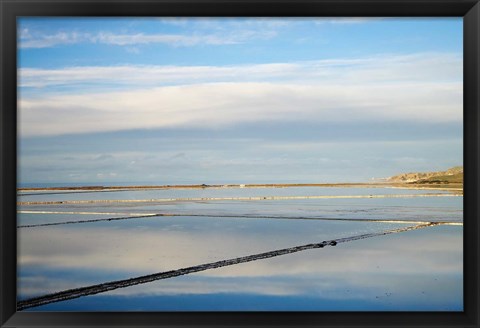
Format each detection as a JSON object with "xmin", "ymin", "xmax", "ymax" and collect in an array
[{"xmin": 18, "ymin": 215, "xmax": 462, "ymax": 311}]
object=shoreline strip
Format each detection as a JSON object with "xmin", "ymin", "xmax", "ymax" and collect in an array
[
  {"xmin": 17, "ymin": 182, "xmax": 463, "ymax": 193},
  {"xmin": 17, "ymin": 193, "xmax": 461, "ymax": 206}
]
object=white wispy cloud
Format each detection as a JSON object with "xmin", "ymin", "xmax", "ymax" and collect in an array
[
  {"xmin": 315, "ymin": 17, "xmax": 384, "ymax": 25},
  {"xmin": 19, "ymin": 27, "xmax": 276, "ymax": 49},
  {"xmin": 20, "ymin": 31, "xmax": 88, "ymax": 48},
  {"xmin": 92, "ymin": 32, "xmax": 244, "ymax": 46},
  {"xmin": 18, "ymin": 31, "xmax": 221, "ymax": 48},
  {"xmin": 19, "ymin": 53, "xmax": 461, "ymax": 88},
  {"xmin": 157, "ymin": 17, "xmax": 292, "ymax": 31},
  {"xmin": 19, "ymin": 63, "xmax": 298, "ymax": 88}
]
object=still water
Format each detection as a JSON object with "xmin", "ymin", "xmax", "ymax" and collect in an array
[{"xmin": 17, "ymin": 186, "xmax": 463, "ymax": 311}]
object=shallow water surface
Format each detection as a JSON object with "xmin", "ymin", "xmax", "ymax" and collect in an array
[{"xmin": 17, "ymin": 187, "xmax": 463, "ymax": 311}]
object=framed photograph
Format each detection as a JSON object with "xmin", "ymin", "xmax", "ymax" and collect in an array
[{"xmin": 1, "ymin": 0, "xmax": 479, "ymax": 327}]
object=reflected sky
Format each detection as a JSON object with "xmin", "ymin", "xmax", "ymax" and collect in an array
[
  {"xmin": 18, "ymin": 217, "xmax": 408, "ymax": 281},
  {"xmin": 20, "ymin": 225, "xmax": 462, "ymax": 311}
]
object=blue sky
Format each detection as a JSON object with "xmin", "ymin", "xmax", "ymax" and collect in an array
[{"xmin": 17, "ymin": 18, "xmax": 463, "ymax": 185}]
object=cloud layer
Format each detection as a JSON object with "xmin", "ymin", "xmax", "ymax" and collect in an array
[{"xmin": 19, "ymin": 53, "xmax": 462, "ymax": 137}]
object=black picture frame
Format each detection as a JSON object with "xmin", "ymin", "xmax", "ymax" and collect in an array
[{"xmin": 1, "ymin": 0, "xmax": 479, "ymax": 327}]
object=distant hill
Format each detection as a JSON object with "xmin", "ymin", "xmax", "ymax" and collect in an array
[{"xmin": 387, "ymin": 166, "xmax": 463, "ymax": 184}]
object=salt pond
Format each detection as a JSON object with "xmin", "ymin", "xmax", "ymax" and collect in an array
[{"xmin": 17, "ymin": 186, "xmax": 463, "ymax": 311}]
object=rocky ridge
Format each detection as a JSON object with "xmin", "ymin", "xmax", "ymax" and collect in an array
[{"xmin": 387, "ymin": 166, "xmax": 463, "ymax": 183}]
